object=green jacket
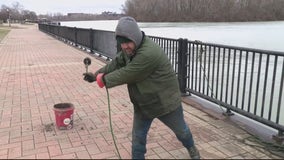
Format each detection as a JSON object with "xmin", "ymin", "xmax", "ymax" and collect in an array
[{"xmin": 97, "ymin": 36, "xmax": 181, "ymax": 118}]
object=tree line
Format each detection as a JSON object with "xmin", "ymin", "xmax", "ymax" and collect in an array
[
  {"xmin": 122, "ymin": 0, "xmax": 284, "ymax": 22},
  {"xmin": 0, "ymin": 2, "xmax": 122, "ymax": 23},
  {"xmin": 1, "ymin": 0, "xmax": 284, "ymax": 23},
  {"xmin": 0, "ymin": 2, "xmax": 37, "ymax": 23},
  {"xmin": 40, "ymin": 12, "xmax": 123, "ymax": 22}
]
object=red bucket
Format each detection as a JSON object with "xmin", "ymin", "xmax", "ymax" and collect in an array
[{"xmin": 53, "ymin": 103, "xmax": 74, "ymax": 130}]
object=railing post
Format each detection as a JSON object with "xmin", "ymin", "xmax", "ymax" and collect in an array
[
  {"xmin": 272, "ymin": 131, "xmax": 284, "ymax": 144},
  {"xmin": 90, "ymin": 28, "xmax": 94, "ymax": 53},
  {"xmin": 178, "ymin": 38, "xmax": 189, "ymax": 96},
  {"xmin": 74, "ymin": 27, "xmax": 77, "ymax": 47},
  {"xmin": 57, "ymin": 26, "xmax": 60, "ymax": 37}
]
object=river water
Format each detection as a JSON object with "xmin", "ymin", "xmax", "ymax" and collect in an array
[
  {"xmin": 60, "ymin": 20, "xmax": 284, "ymax": 127},
  {"xmin": 61, "ymin": 20, "xmax": 284, "ymax": 52}
]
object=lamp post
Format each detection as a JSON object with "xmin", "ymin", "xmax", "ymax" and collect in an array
[{"xmin": 6, "ymin": 9, "xmax": 11, "ymax": 27}]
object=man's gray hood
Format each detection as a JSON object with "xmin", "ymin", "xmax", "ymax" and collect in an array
[{"xmin": 115, "ymin": 16, "xmax": 143, "ymax": 49}]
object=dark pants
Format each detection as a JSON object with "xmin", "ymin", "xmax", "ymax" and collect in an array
[{"xmin": 132, "ymin": 105, "xmax": 195, "ymax": 159}]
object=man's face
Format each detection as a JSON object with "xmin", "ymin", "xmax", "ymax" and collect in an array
[{"xmin": 121, "ymin": 41, "xmax": 136, "ymax": 56}]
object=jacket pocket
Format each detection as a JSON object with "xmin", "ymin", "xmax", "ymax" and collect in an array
[
  {"xmin": 137, "ymin": 93, "xmax": 160, "ymax": 106},
  {"xmin": 137, "ymin": 93, "xmax": 166, "ymax": 118}
]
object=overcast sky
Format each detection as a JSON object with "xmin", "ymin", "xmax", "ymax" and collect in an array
[{"xmin": 0, "ymin": 0, "xmax": 126, "ymax": 15}]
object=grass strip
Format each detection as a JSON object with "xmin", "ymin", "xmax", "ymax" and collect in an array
[{"xmin": 0, "ymin": 28, "xmax": 10, "ymax": 42}]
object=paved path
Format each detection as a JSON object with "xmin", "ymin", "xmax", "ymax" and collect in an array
[{"xmin": 0, "ymin": 24, "xmax": 282, "ymax": 159}]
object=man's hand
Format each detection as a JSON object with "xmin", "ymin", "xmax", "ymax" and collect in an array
[{"xmin": 83, "ymin": 72, "xmax": 96, "ymax": 83}]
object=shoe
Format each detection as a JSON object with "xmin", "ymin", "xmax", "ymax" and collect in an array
[{"xmin": 188, "ymin": 145, "xmax": 200, "ymax": 159}]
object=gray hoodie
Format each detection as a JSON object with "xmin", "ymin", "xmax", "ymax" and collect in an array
[{"xmin": 115, "ymin": 16, "xmax": 143, "ymax": 50}]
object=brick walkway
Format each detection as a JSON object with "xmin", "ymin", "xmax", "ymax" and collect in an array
[{"xmin": 0, "ymin": 24, "xmax": 282, "ymax": 159}]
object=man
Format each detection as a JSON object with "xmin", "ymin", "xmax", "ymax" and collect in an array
[{"xmin": 83, "ymin": 16, "xmax": 200, "ymax": 159}]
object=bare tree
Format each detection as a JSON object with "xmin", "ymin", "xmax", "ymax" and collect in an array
[
  {"xmin": 122, "ymin": 0, "xmax": 284, "ymax": 22},
  {"xmin": 0, "ymin": 2, "xmax": 36, "ymax": 22}
]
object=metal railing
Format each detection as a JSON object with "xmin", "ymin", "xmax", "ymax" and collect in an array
[
  {"xmin": 38, "ymin": 23, "xmax": 284, "ymax": 136},
  {"xmin": 183, "ymin": 40, "xmax": 284, "ymax": 134}
]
